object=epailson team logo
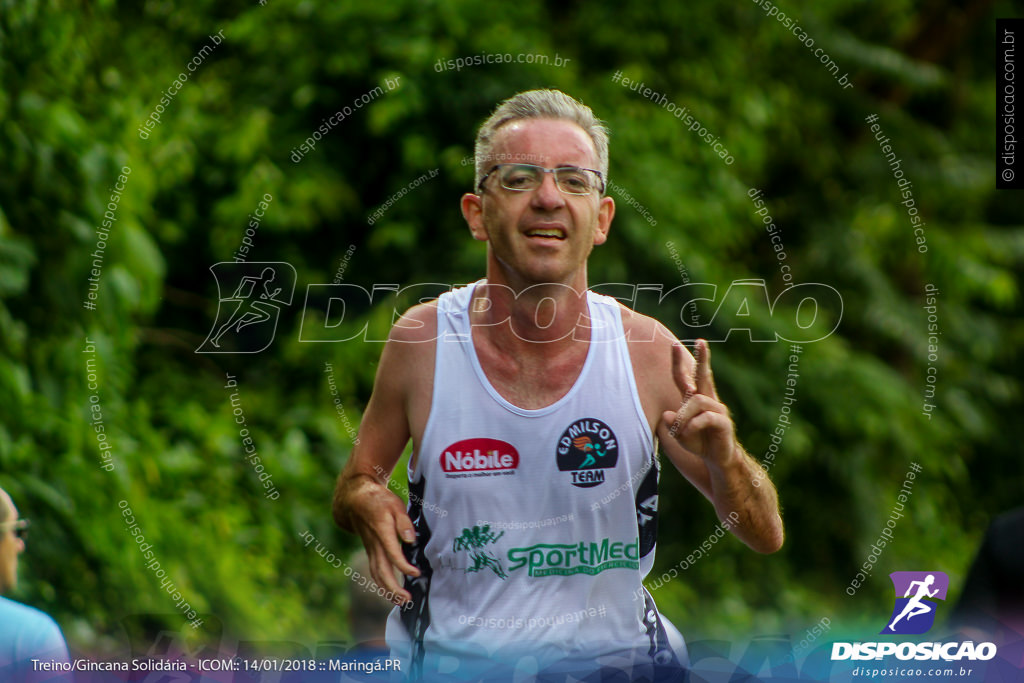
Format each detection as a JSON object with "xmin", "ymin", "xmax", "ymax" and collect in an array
[{"xmin": 556, "ymin": 418, "xmax": 619, "ymax": 488}]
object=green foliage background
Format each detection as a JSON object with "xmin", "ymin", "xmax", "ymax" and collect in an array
[{"xmin": 1, "ymin": 0, "xmax": 1021, "ymax": 658}]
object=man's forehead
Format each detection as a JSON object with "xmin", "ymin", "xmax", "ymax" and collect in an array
[{"xmin": 489, "ymin": 118, "xmax": 597, "ymax": 167}]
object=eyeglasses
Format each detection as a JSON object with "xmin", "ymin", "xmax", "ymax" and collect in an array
[
  {"xmin": 1, "ymin": 519, "xmax": 29, "ymax": 540},
  {"xmin": 478, "ymin": 164, "xmax": 605, "ymax": 196}
]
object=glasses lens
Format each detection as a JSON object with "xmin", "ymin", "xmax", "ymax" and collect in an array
[
  {"xmin": 12, "ymin": 520, "xmax": 28, "ymax": 540},
  {"xmin": 499, "ymin": 164, "xmax": 542, "ymax": 191},
  {"xmin": 554, "ymin": 167, "xmax": 594, "ymax": 195}
]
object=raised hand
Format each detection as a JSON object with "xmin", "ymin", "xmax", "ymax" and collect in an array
[{"xmin": 660, "ymin": 339, "xmax": 738, "ymax": 468}]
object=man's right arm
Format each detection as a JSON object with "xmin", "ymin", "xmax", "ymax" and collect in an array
[{"xmin": 332, "ymin": 303, "xmax": 437, "ymax": 605}]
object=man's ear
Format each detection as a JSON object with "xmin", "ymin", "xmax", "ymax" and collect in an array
[
  {"xmin": 461, "ymin": 193, "xmax": 488, "ymax": 242},
  {"xmin": 593, "ymin": 195, "xmax": 615, "ymax": 246}
]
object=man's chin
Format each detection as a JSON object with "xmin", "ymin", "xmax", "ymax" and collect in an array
[
  {"xmin": 520, "ymin": 272, "xmax": 582, "ymax": 290},
  {"xmin": 493, "ymin": 252, "xmax": 586, "ymax": 289},
  {"xmin": 515, "ymin": 259, "xmax": 582, "ymax": 286}
]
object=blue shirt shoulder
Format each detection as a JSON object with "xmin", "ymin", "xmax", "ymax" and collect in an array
[{"xmin": 0, "ymin": 596, "xmax": 70, "ymax": 680}]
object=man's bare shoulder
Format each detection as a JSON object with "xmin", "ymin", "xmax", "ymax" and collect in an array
[
  {"xmin": 375, "ymin": 301, "xmax": 437, "ymax": 452},
  {"xmin": 618, "ymin": 303, "xmax": 695, "ymax": 404},
  {"xmin": 374, "ymin": 301, "xmax": 437, "ymax": 412},
  {"xmin": 388, "ymin": 301, "xmax": 439, "ymax": 346},
  {"xmin": 618, "ymin": 304, "xmax": 675, "ymax": 354}
]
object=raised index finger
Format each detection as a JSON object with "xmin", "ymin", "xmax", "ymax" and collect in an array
[
  {"xmin": 672, "ymin": 342, "xmax": 697, "ymax": 397},
  {"xmin": 695, "ymin": 338, "xmax": 718, "ymax": 398}
]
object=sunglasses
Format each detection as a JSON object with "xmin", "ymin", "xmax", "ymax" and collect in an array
[{"xmin": 2, "ymin": 519, "xmax": 29, "ymax": 540}]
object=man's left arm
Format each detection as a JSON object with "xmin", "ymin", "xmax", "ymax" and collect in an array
[{"xmin": 657, "ymin": 339, "xmax": 784, "ymax": 554}]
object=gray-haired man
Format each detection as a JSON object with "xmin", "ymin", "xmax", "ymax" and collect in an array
[{"xmin": 333, "ymin": 89, "xmax": 783, "ymax": 680}]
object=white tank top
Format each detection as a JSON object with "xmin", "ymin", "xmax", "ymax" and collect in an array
[{"xmin": 385, "ymin": 281, "xmax": 683, "ymax": 679}]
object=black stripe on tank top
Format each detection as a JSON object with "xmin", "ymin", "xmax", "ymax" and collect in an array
[
  {"xmin": 400, "ymin": 475, "xmax": 433, "ymax": 679},
  {"xmin": 642, "ymin": 589, "xmax": 685, "ymax": 678},
  {"xmin": 636, "ymin": 453, "xmax": 659, "ymax": 558}
]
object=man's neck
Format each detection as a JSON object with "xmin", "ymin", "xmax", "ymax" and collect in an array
[{"xmin": 470, "ymin": 276, "xmax": 591, "ymax": 352}]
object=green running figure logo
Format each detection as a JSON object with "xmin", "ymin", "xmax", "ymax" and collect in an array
[
  {"xmin": 573, "ymin": 435, "xmax": 607, "ymax": 468},
  {"xmin": 453, "ymin": 525, "xmax": 508, "ymax": 579}
]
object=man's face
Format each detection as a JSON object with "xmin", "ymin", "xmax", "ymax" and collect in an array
[
  {"xmin": 0, "ymin": 492, "xmax": 24, "ymax": 594},
  {"xmin": 463, "ymin": 118, "xmax": 615, "ymax": 287}
]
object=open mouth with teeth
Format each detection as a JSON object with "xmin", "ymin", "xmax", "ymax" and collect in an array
[{"xmin": 524, "ymin": 227, "xmax": 566, "ymax": 240}]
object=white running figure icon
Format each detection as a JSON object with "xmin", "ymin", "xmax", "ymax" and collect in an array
[
  {"xmin": 210, "ymin": 267, "xmax": 283, "ymax": 348},
  {"xmin": 887, "ymin": 574, "xmax": 939, "ymax": 631}
]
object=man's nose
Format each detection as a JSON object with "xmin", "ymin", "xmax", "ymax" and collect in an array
[{"xmin": 530, "ymin": 172, "xmax": 566, "ymax": 210}]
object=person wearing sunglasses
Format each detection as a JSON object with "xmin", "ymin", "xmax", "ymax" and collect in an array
[
  {"xmin": 333, "ymin": 89, "xmax": 783, "ymax": 680},
  {"xmin": 0, "ymin": 487, "xmax": 70, "ymax": 681}
]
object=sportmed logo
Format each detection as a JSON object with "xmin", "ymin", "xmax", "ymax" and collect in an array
[{"xmin": 508, "ymin": 538, "xmax": 639, "ymax": 577}]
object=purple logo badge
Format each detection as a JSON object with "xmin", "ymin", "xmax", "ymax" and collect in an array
[{"xmin": 881, "ymin": 571, "xmax": 949, "ymax": 635}]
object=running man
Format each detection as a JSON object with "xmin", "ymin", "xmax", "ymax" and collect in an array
[
  {"xmin": 332, "ymin": 89, "xmax": 784, "ymax": 680},
  {"xmin": 888, "ymin": 574, "xmax": 939, "ymax": 631}
]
